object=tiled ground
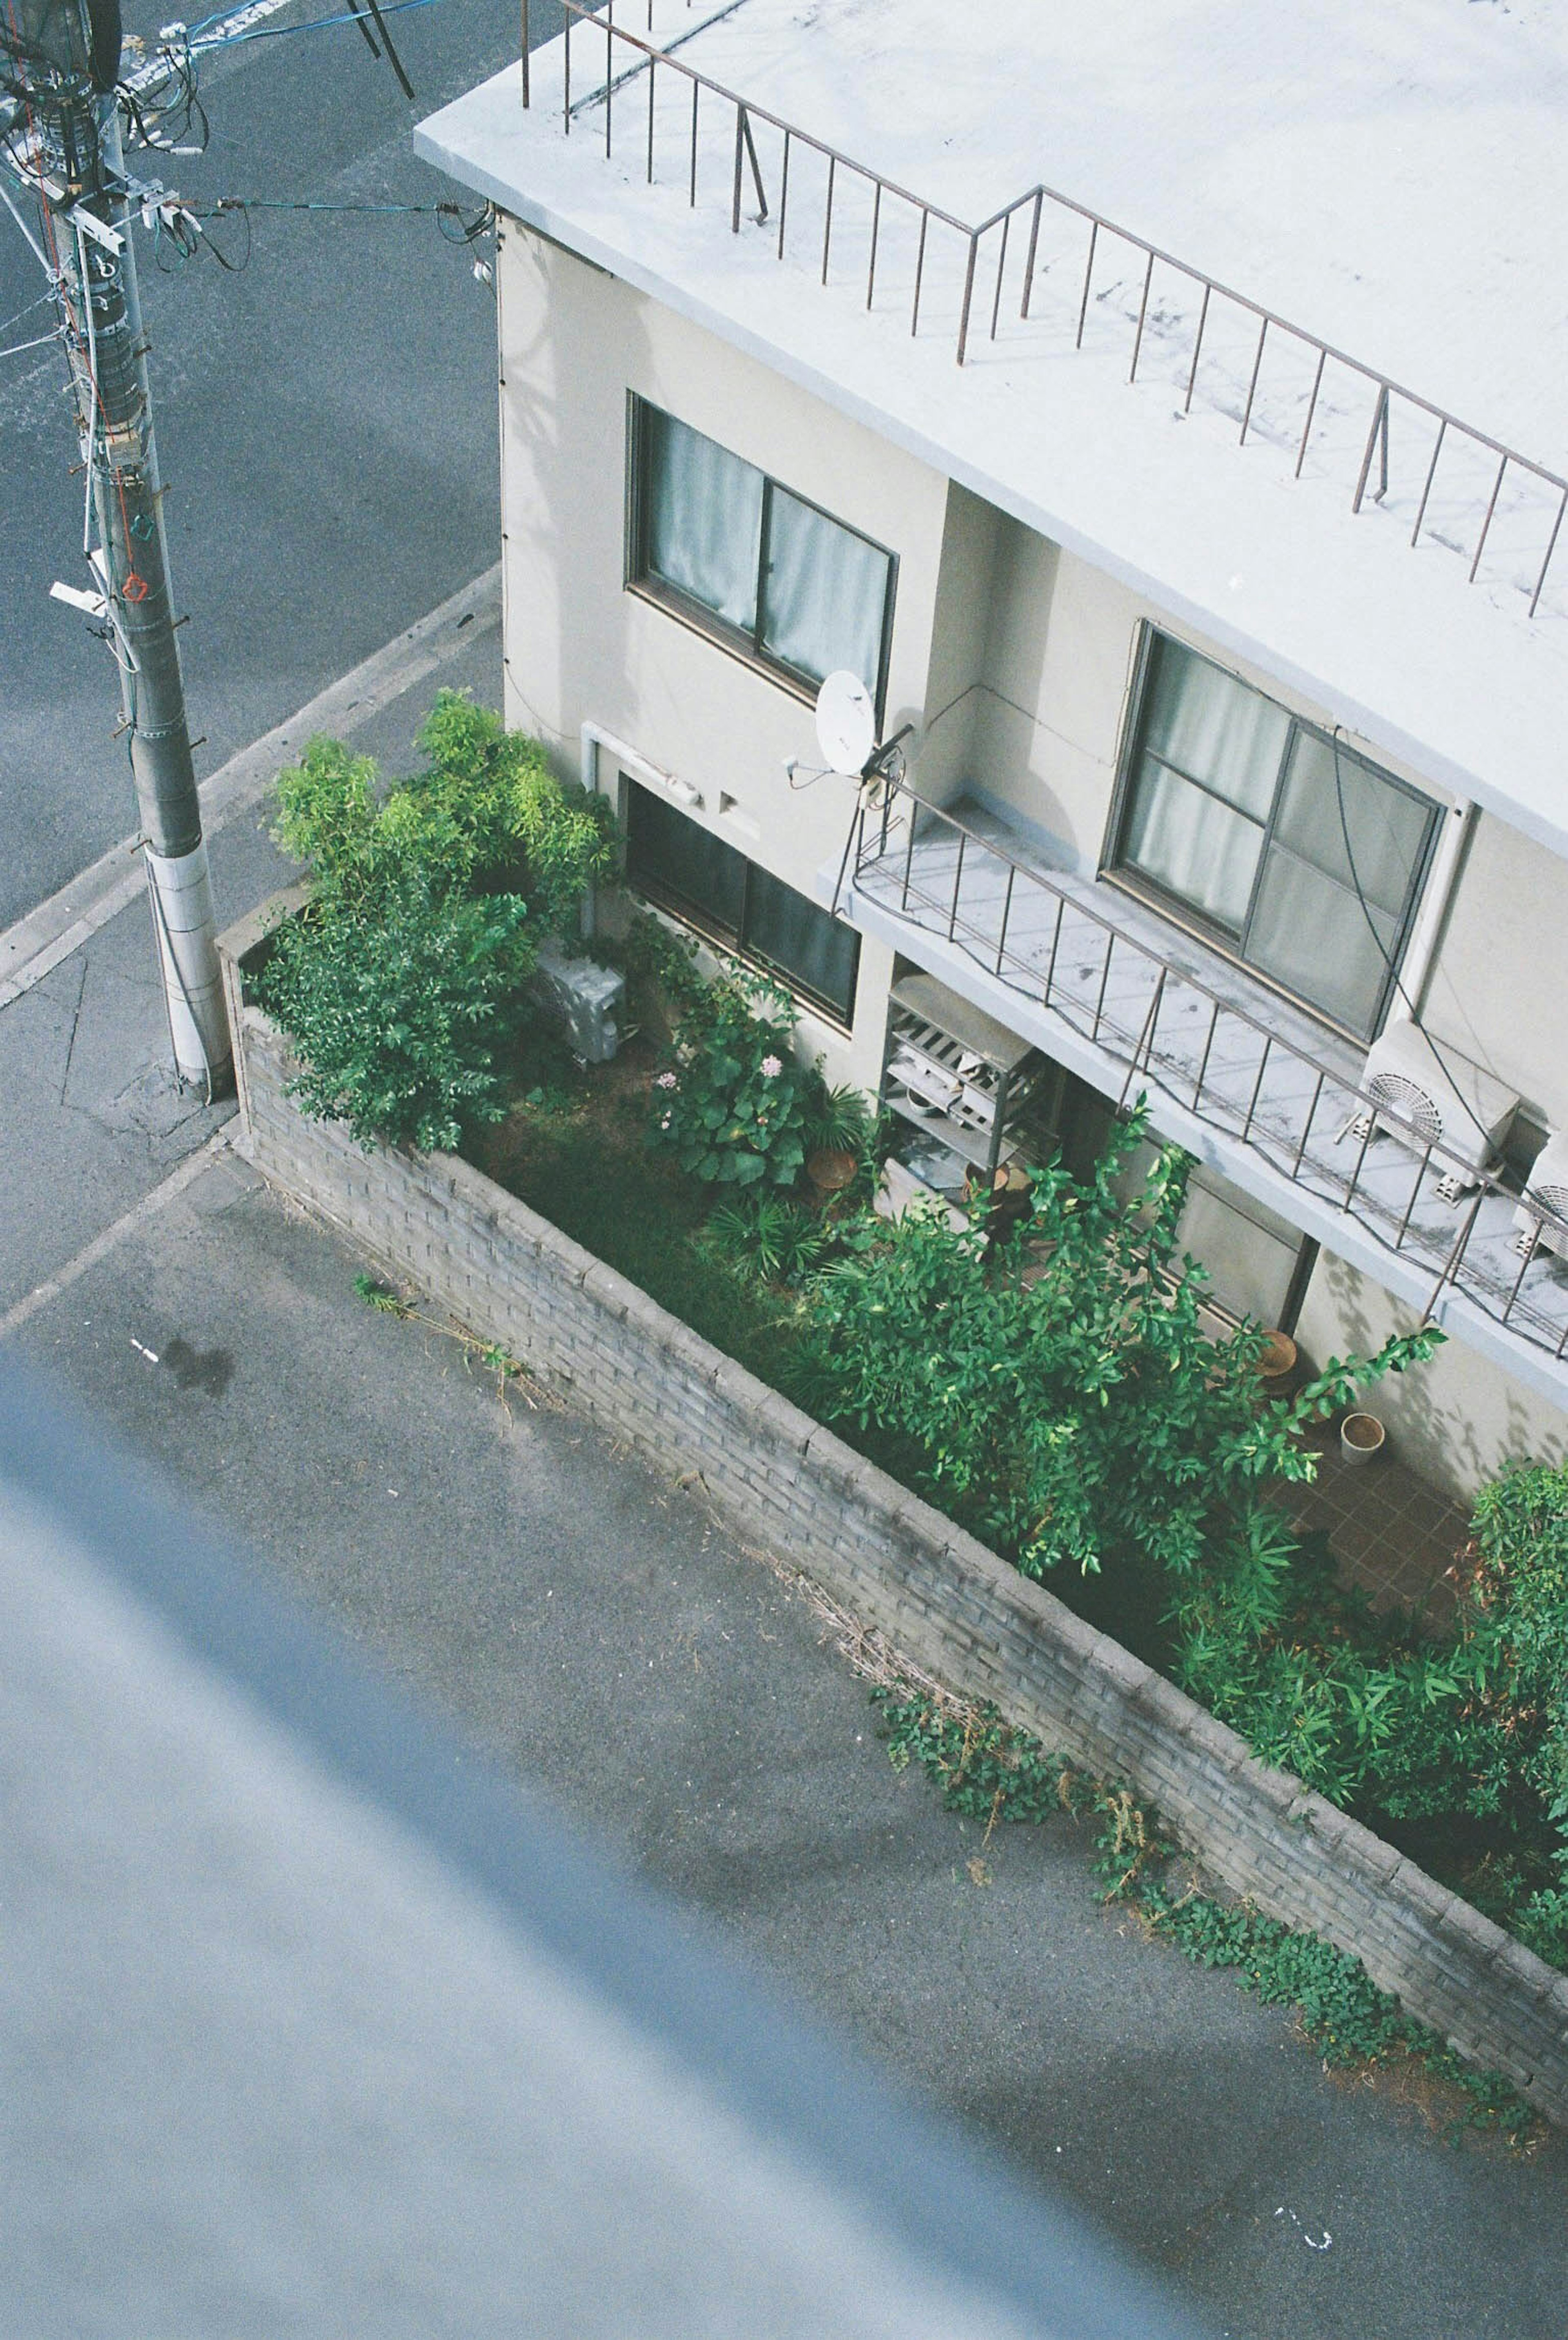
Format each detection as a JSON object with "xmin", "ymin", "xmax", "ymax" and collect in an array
[{"xmin": 1289, "ymin": 1432, "xmax": 1471, "ymax": 1627}]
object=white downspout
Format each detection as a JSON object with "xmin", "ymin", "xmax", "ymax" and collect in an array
[{"xmin": 1401, "ymin": 798, "xmax": 1476, "ymax": 1021}]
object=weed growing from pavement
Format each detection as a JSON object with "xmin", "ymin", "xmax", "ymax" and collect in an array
[{"xmin": 875, "ymin": 1685, "xmax": 1545, "ymax": 2150}]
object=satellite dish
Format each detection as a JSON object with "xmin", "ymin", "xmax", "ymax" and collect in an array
[{"xmin": 815, "ymin": 671, "xmax": 877, "ymax": 776}]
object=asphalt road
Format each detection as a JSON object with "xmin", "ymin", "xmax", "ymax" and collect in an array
[
  {"xmin": 7, "ymin": 1145, "xmax": 1566, "ymax": 2340},
  {"xmin": 0, "ymin": 0, "xmax": 554, "ymax": 927}
]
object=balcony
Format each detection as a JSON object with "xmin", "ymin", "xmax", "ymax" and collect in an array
[{"xmin": 834, "ymin": 783, "xmax": 1568, "ymax": 1404}]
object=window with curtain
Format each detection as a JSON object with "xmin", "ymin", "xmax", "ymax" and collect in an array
[
  {"xmin": 625, "ymin": 781, "xmax": 861, "ymax": 1026},
  {"xmin": 1112, "ymin": 631, "xmax": 1439, "ymax": 1039},
  {"xmin": 631, "ymin": 400, "xmax": 895, "ymax": 706}
]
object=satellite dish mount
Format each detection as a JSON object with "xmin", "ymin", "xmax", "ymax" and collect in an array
[{"xmin": 813, "ymin": 670, "xmax": 912, "ymax": 795}]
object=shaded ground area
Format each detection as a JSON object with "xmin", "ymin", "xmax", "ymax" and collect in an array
[{"xmin": 10, "ymin": 1147, "xmax": 1567, "ymax": 2340}]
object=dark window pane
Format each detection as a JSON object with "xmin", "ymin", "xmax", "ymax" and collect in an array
[
  {"xmin": 1246, "ymin": 851, "xmax": 1399, "ymax": 1036},
  {"xmin": 642, "ymin": 407, "xmax": 764, "ymax": 635},
  {"xmin": 1272, "ymin": 733, "xmax": 1432, "ymax": 913},
  {"xmin": 744, "ymin": 864, "xmax": 860, "ymax": 1022},
  {"xmin": 626, "ymin": 783, "xmax": 746, "ymax": 940},
  {"xmin": 760, "ymin": 486, "xmax": 891, "ymax": 691}
]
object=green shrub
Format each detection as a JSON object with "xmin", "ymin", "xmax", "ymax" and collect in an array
[
  {"xmin": 705, "ymin": 1193, "xmax": 825, "ymax": 1288},
  {"xmin": 648, "ymin": 972, "xmax": 812, "ymax": 1189},
  {"xmin": 876, "ymin": 1687, "xmax": 1538, "ymax": 2140},
  {"xmin": 788, "ymin": 1109, "xmax": 1435, "ymax": 1581},
  {"xmin": 254, "ymin": 695, "xmax": 616, "ymax": 1151}
]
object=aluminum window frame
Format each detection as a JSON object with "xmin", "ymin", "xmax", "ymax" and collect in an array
[
  {"xmin": 1103, "ymin": 624, "xmax": 1442, "ymax": 1043},
  {"xmin": 625, "ymin": 394, "xmax": 898, "ymax": 721},
  {"xmin": 624, "ymin": 779, "xmax": 861, "ymax": 1031}
]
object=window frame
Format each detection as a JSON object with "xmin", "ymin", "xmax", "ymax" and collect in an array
[
  {"xmin": 625, "ymin": 394, "xmax": 898, "ymax": 722},
  {"xmin": 1103, "ymin": 625, "xmax": 1441, "ymax": 1043},
  {"xmin": 623, "ymin": 779, "xmax": 861, "ymax": 1032}
]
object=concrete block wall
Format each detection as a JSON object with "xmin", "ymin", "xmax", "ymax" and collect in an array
[{"xmin": 224, "ymin": 931, "xmax": 1568, "ymax": 2124}]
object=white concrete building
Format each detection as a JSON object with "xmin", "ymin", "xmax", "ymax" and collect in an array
[{"xmin": 416, "ymin": 0, "xmax": 1568, "ymax": 1498}]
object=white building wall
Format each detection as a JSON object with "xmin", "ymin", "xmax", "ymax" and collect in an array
[
  {"xmin": 496, "ymin": 216, "xmax": 1568, "ymax": 1491},
  {"xmin": 497, "ymin": 219, "xmax": 958, "ymax": 1090}
]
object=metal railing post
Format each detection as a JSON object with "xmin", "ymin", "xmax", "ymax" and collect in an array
[
  {"xmin": 911, "ymin": 208, "xmax": 928, "ymax": 336},
  {"xmin": 1291, "ymin": 1071, "xmax": 1325, "ymax": 1177},
  {"xmin": 1183, "ymin": 283, "xmax": 1210, "ymax": 412},
  {"xmin": 1469, "ymin": 453, "xmax": 1508, "ymax": 583},
  {"xmin": 1075, "ymin": 218, "xmax": 1098, "ymax": 348},
  {"xmin": 521, "ymin": 0, "xmax": 529, "ymax": 105},
  {"xmin": 1352, "ymin": 384, "xmax": 1389, "ymax": 512},
  {"xmin": 821, "ymin": 154, "xmax": 836, "ymax": 283},
  {"xmin": 989, "ymin": 208, "xmax": 1011, "ymax": 341},
  {"xmin": 1530, "ymin": 486, "xmax": 1567, "ymax": 617},
  {"xmin": 866, "ymin": 180, "xmax": 881, "ymax": 308},
  {"xmin": 1238, "ymin": 316, "xmax": 1267, "ymax": 443},
  {"xmin": 1020, "ymin": 189, "xmax": 1042, "ymax": 319},
  {"xmin": 1411, "ymin": 417, "xmax": 1446, "ymax": 545},
  {"xmin": 776, "ymin": 131, "xmax": 790, "ymax": 255},
  {"xmin": 1294, "ymin": 346, "xmax": 1326, "ymax": 476},
  {"xmin": 1128, "ymin": 248, "xmax": 1154, "ymax": 382},
  {"xmin": 956, "ymin": 231, "xmax": 978, "ymax": 365},
  {"xmin": 1240, "ymin": 1036, "xmax": 1272, "ymax": 1142},
  {"xmin": 947, "ymin": 833, "xmax": 966, "ymax": 939},
  {"xmin": 995, "ymin": 863, "xmax": 1015, "ymax": 975}
]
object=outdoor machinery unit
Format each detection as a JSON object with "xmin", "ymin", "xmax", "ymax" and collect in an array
[
  {"xmin": 1352, "ymin": 1017, "xmax": 1519, "ymax": 1193},
  {"xmin": 1513, "ymin": 1130, "xmax": 1568, "ymax": 1262}
]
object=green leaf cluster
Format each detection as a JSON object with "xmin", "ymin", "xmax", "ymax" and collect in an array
[
  {"xmin": 876, "ymin": 1687, "xmax": 1539, "ymax": 2142},
  {"xmin": 647, "ymin": 971, "xmax": 812, "ymax": 1188},
  {"xmin": 788, "ymin": 1110, "xmax": 1434, "ymax": 1582},
  {"xmin": 253, "ymin": 694, "xmax": 616, "ymax": 1152}
]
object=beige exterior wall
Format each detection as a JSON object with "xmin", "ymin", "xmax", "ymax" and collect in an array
[
  {"xmin": 497, "ymin": 213, "xmax": 1568, "ymax": 1483},
  {"xmin": 496, "ymin": 218, "xmax": 956, "ymax": 1091},
  {"xmin": 1295, "ymin": 1246, "xmax": 1568, "ymax": 1501}
]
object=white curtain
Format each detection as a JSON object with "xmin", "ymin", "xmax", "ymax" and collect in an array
[
  {"xmin": 1141, "ymin": 638, "xmax": 1288, "ymax": 815},
  {"xmin": 1124, "ymin": 764, "xmax": 1263, "ymax": 929},
  {"xmin": 761, "ymin": 487, "xmax": 889, "ymax": 690},
  {"xmin": 645, "ymin": 412, "xmax": 764, "ymax": 632}
]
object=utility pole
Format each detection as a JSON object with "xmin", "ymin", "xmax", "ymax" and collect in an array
[{"xmin": 2, "ymin": 0, "xmax": 232, "ymax": 1094}]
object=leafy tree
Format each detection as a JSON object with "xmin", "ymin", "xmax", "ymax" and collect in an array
[
  {"xmin": 790, "ymin": 1109, "xmax": 1436, "ymax": 1582},
  {"xmin": 253, "ymin": 694, "xmax": 616, "ymax": 1151}
]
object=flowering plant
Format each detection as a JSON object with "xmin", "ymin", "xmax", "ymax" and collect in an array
[{"xmin": 647, "ymin": 972, "xmax": 812, "ymax": 1187}]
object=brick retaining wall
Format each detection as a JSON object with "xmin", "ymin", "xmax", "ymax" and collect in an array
[{"xmin": 221, "ymin": 904, "xmax": 1568, "ymax": 2122}]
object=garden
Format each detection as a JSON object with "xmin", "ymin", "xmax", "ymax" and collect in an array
[{"xmin": 251, "ymin": 693, "xmax": 1568, "ymax": 1980}]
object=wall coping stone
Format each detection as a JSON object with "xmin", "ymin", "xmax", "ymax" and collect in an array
[{"xmin": 218, "ymin": 895, "xmax": 1568, "ymax": 2125}]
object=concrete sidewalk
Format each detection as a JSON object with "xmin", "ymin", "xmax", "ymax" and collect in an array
[
  {"xmin": 8, "ymin": 1142, "xmax": 1564, "ymax": 2340},
  {"xmin": 0, "ymin": 592, "xmax": 502, "ymax": 1316}
]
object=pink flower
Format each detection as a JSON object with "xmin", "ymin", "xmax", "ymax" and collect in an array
[
  {"xmin": 760, "ymin": 1054, "xmax": 783, "ymax": 1079},
  {"xmin": 659, "ymin": 1113, "xmax": 672, "ymax": 1131},
  {"xmin": 655, "ymin": 1070, "xmax": 678, "ymax": 1091}
]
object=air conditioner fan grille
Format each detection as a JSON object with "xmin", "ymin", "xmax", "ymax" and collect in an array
[
  {"xmin": 1531, "ymin": 1181, "xmax": 1568, "ymax": 1222},
  {"xmin": 1367, "ymin": 1072, "xmax": 1443, "ymax": 1146}
]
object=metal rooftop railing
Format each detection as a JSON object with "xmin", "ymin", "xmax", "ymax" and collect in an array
[
  {"xmin": 523, "ymin": 0, "xmax": 1568, "ymax": 626},
  {"xmin": 844, "ymin": 779, "xmax": 1568, "ymax": 1375}
]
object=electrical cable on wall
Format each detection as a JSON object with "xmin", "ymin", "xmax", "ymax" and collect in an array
[{"xmin": 1330, "ymin": 727, "xmax": 1496, "ymax": 1155}]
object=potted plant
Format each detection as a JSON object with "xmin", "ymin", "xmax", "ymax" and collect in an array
[
  {"xmin": 804, "ymin": 1083, "xmax": 876, "ymax": 1204},
  {"xmin": 1340, "ymin": 1408, "xmax": 1387, "ymax": 1464}
]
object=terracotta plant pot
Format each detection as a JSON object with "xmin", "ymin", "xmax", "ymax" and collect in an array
[
  {"xmin": 806, "ymin": 1147, "xmax": 858, "ymax": 1200},
  {"xmin": 1340, "ymin": 1410, "xmax": 1387, "ymax": 1465},
  {"xmin": 1257, "ymin": 1329, "xmax": 1297, "ymax": 1385}
]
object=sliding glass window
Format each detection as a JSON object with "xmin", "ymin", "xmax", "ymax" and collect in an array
[
  {"xmin": 1111, "ymin": 632, "xmax": 1439, "ymax": 1039},
  {"xmin": 630, "ymin": 401, "xmax": 895, "ymax": 706},
  {"xmin": 625, "ymin": 781, "xmax": 860, "ymax": 1026}
]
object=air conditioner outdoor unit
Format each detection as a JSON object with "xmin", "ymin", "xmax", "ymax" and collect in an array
[
  {"xmin": 1351, "ymin": 1017, "xmax": 1519, "ymax": 1193},
  {"xmin": 1513, "ymin": 1130, "xmax": 1568, "ymax": 1262},
  {"xmin": 528, "ymin": 945, "xmax": 624, "ymax": 1065}
]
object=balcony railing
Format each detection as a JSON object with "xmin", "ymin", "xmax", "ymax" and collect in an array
[
  {"xmin": 518, "ymin": 0, "xmax": 1568, "ymax": 625},
  {"xmin": 842, "ymin": 780, "xmax": 1568, "ymax": 1371}
]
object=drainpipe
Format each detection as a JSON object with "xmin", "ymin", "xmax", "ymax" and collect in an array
[{"xmin": 1400, "ymin": 798, "xmax": 1476, "ymax": 1022}]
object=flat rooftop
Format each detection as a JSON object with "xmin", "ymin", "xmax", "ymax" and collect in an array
[{"xmin": 416, "ymin": 0, "xmax": 1568, "ymax": 856}]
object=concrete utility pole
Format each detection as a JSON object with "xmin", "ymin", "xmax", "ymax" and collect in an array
[{"xmin": 1, "ymin": 0, "xmax": 232, "ymax": 1093}]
